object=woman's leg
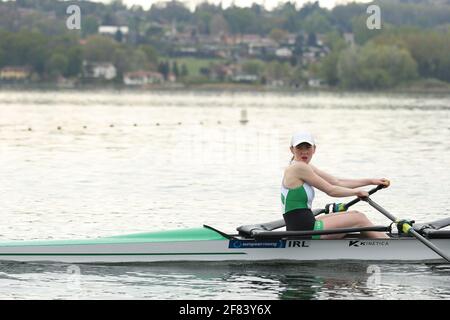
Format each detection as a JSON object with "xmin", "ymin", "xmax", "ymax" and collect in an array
[{"xmin": 316, "ymin": 210, "xmax": 389, "ymax": 239}]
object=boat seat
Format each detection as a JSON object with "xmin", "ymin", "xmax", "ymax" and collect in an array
[
  {"xmin": 237, "ymin": 219, "xmax": 285, "ymax": 237},
  {"xmin": 236, "ymin": 209, "xmax": 331, "ymax": 237}
]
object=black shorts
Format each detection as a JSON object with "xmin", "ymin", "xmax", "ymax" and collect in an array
[{"xmin": 283, "ymin": 208, "xmax": 316, "ymax": 231}]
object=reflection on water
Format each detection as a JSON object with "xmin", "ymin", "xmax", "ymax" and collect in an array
[{"xmin": 1, "ymin": 261, "xmax": 450, "ymax": 299}]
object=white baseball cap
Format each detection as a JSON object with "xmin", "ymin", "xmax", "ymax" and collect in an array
[{"xmin": 290, "ymin": 131, "xmax": 315, "ymax": 147}]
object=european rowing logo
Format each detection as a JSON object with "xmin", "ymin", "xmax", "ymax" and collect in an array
[
  {"xmin": 349, "ymin": 240, "xmax": 389, "ymax": 247},
  {"xmin": 228, "ymin": 240, "xmax": 286, "ymax": 249}
]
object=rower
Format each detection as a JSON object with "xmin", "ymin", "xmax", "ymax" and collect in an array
[{"xmin": 281, "ymin": 131, "xmax": 390, "ymax": 239}]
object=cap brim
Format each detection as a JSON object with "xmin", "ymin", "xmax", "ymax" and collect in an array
[{"xmin": 292, "ymin": 140, "xmax": 314, "ymax": 147}]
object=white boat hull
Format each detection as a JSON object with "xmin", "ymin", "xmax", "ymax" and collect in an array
[{"xmin": 1, "ymin": 237, "xmax": 450, "ymax": 264}]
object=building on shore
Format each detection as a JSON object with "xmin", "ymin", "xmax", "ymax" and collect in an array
[
  {"xmin": 82, "ymin": 61, "xmax": 117, "ymax": 80},
  {"xmin": 123, "ymin": 71, "xmax": 164, "ymax": 85},
  {"xmin": 0, "ymin": 66, "xmax": 32, "ymax": 81},
  {"xmin": 99, "ymin": 25, "xmax": 129, "ymax": 43}
]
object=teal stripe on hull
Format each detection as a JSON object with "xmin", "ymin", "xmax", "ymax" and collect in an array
[
  {"xmin": 0, "ymin": 252, "xmax": 245, "ymax": 256},
  {"xmin": 0, "ymin": 227, "xmax": 227, "ymax": 247}
]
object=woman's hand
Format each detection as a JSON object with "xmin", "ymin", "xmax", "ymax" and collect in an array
[
  {"xmin": 355, "ymin": 189, "xmax": 369, "ymax": 198},
  {"xmin": 372, "ymin": 178, "xmax": 390, "ymax": 188}
]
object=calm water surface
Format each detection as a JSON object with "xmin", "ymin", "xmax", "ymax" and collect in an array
[{"xmin": 0, "ymin": 90, "xmax": 449, "ymax": 299}]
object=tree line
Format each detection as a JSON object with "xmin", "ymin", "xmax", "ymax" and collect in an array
[
  {"xmin": 319, "ymin": 28, "xmax": 450, "ymax": 89},
  {"xmin": 0, "ymin": 0, "xmax": 449, "ymax": 89}
]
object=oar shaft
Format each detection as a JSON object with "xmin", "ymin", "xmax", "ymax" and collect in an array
[
  {"xmin": 345, "ymin": 184, "xmax": 384, "ymax": 210},
  {"xmin": 409, "ymin": 228, "xmax": 450, "ymax": 260},
  {"xmin": 364, "ymin": 197, "xmax": 397, "ymax": 221},
  {"xmin": 365, "ymin": 197, "xmax": 450, "ymax": 262}
]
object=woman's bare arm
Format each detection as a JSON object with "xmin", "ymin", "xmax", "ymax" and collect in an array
[
  {"xmin": 289, "ymin": 163, "xmax": 367, "ymax": 198},
  {"xmin": 310, "ymin": 164, "xmax": 374, "ymax": 188}
]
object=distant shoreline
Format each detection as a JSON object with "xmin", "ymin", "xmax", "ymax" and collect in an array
[{"xmin": 1, "ymin": 79, "xmax": 450, "ymax": 95}]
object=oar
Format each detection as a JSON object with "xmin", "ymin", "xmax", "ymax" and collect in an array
[
  {"xmin": 314, "ymin": 184, "xmax": 385, "ymax": 216},
  {"xmin": 344, "ymin": 184, "xmax": 384, "ymax": 210},
  {"xmin": 364, "ymin": 197, "xmax": 450, "ymax": 263}
]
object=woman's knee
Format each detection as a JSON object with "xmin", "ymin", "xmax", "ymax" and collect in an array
[{"xmin": 347, "ymin": 211, "xmax": 371, "ymax": 225}]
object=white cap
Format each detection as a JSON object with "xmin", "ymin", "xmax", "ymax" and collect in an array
[{"xmin": 290, "ymin": 131, "xmax": 315, "ymax": 147}]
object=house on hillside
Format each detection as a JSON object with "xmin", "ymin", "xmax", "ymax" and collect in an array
[
  {"xmin": 82, "ymin": 61, "xmax": 117, "ymax": 80},
  {"xmin": 308, "ymin": 78, "xmax": 325, "ymax": 88},
  {"xmin": 232, "ymin": 35, "xmax": 279, "ymax": 58},
  {"xmin": 247, "ymin": 37, "xmax": 279, "ymax": 58},
  {"xmin": 344, "ymin": 33, "xmax": 355, "ymax": 47},
  {"xmin": 174, "ymin": 47, "xmax": 198, "ymax": 57},
  {"xmin": 209, "ymin": 64, "xmax": 237, "ymax": 81},
  {"xmin": 99, "ymin": 25, "xmax": 129, "ymax": 42},
  {"xmin": 0, "ymin": 66, "xmax": 32, "ymax": 81},
  {"xmin": 301, "ymin": 46, "xmax": 329, "ymax": 65},
  {"xmin": 167, "ymin": 72, "xmax": 177, "ymax": 83},
  {"xmin": 123, "ymin": 71, "xmax": 164, "ymax": 85},
  {"xmin": 275, "ymin": 47, "xmax": 293, "ymax": 59},
  {"xmin": 232, "ymin": 73, "xmax": 259, "ymax": 83},
  {"xmin": 283, "ymin": 34, "xmax": 297, "ymax": 46}
]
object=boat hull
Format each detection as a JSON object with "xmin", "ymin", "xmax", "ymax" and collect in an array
[{"xmin": 1, "ymin": 237, "xmax": 450, "ymax": 263}]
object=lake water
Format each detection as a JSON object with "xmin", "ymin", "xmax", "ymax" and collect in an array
[{"xmin": 0, "ymin": 90, "xmax": 449, "ymax": 299}]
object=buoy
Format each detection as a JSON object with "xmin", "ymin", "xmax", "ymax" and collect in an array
[
  {"xmin": 156, "ymin": 123, "xmax": 160, "ymax": 126},
  {"xmin": 28, "ymin": 127, "xmax": 32, "ymax": 131},
  {"xmin": 83, "ymin": 125, "xmax": 87, "ymax": 129},
  {"xmin": 110, "ymin": 124, "xmax": 114, "ymax": 128},
  {"xmin": 178, "ymin": 122, "xmax": 182, "ymax": 125},
  {"xmin": 217, "ymin": 121, "xmax": 221, "ymax": 124},
  {"xmin": 57, "ymin": 126, "xmax": 62, "ymax": 130},
  {"xmin": 240, "ymin": 109, "xmax": 249, "ymax": 124},
  {"xmin": 133, "ymin": 123, "xmax": 138, "ymax": 127}
]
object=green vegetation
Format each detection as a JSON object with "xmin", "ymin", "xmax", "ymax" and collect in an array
[
  {"xmin": 173, "ymin": 57, "xmax": 224, "ymax": 77},
  {"xmin": 0, "ymin": 0, "xmax": 449, "ymax": 91},
  {"xmin": 336, "ymin": 43, "xmax": 418, "ymax": 90}
]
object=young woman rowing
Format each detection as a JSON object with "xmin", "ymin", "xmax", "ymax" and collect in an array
[{"xmin": 281, "ymin": 131, "xmax": 390, "ymax": 239}]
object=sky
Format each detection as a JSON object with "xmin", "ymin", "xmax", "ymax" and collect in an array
[{"xmin": 92, "ymin": 0, "xmax": 372, "ymax": 10}]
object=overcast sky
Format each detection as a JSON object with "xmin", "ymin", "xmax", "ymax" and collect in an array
[{"xmin": 93, "ymin": 0, "xmax": 372, "ymax": 10}]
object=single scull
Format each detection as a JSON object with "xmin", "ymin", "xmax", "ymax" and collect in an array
[
  {"xmin": 0, "ymin": 217, "xmax": 449, "ymax": 264},
  {"xmin": 1, "ymin": 188, "xmax": 449, "ymax": 264}
]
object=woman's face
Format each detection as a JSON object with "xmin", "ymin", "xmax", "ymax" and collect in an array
[{"xmin": 291, "ymin": 143, "xmax": 315, "ymax": 163}]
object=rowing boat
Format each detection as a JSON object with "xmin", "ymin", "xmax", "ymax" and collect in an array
[
  {"xmin": 2, "ymin": 187, "xmax": 449, "ymax": 264},
  {"xmin": 1, "ymin": 217, "xmax": 449, "ymax": 264}
]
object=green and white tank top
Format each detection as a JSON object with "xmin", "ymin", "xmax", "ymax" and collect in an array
[{"xmin": 281, "ymin": 180, "xmax": 315, "ymax": 214}]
